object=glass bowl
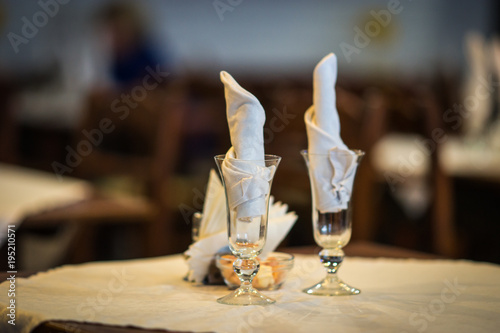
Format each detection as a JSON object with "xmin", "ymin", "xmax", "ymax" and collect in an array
[{"xmin": 216, "ymin": 252, "xmax": 294, "ymax": 290}]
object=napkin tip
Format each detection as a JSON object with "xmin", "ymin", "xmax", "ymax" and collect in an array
[
  {"xmin": 220, "ymin": 71, "xmax": 238, "ymax": 87},
  {"xmin": 326, "ymin": 52, "xmax": 336, "ymax": 60},
  {"xmin": 316, "ymin": 53, "xmax": 337, "ymax": 71},
  {"xmin": 220, "ymin": 70, "xmax": 229, "ymax": 80}
]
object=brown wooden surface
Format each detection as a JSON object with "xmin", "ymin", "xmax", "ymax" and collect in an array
[
  {"xmin": 23, "ymin": 199, "xmax": 156, "ymax": 226},
  {"xmin": 286, "ymin": 240, "xmax": 443, "ymax": 259},
  {"xmin": 32, "ymin": 321, "xmax": 196, "ymax": 333},
  {"xmin": 0, "ymin": 241, "xmax": 441, "ymax": 333},
  {"xmin": 19, "ymin": 198, "xmax": 157, "ymax": 263}
]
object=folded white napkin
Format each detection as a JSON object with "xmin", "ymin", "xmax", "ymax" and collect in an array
[
  {"xmin": 198, "ymin": 169, "xmax": 226, "ymax": 239},
  {"xmin": 184, "ymin": 170, "xmax": 297, "ymax": 283},
  {"xmin": 304, "ymin": 53, "xmax": 358, "ymax": 213},
  {"xmin": 463, "ymin": 32, "xmax": 493, "ymax": 137},
  {"xmin": 220, "ymin": 71, "xmax": 275, "ymax": 220}
]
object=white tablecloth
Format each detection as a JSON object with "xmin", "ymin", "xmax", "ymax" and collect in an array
[
  {"xmin": 372, "ymin": 134, "xmax": 500, "ymax": 181},
  {"xmin": 0, "ymin": 163, "xmax": 90, "ymax": 246},
  {"xmin": 1, "ymin": 254, "xmax": 499, "ymax": 333}
]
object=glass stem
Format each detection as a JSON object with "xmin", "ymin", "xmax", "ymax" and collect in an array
[
  {"xmin": 233, "ymin": 257, "xmax": 260, "ymax": 290},
  {"xmin": 319, "ymin": 248, "xmax": 344, "ymax": 284}
]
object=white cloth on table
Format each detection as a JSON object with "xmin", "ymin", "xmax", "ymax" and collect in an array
[
  {"xmin": 1, "ymin": 255, "xmax": 499, "ymax": 333},
  {"xmin": 0, "ymin": 163, "xmax": 90, "ymax": 246}
]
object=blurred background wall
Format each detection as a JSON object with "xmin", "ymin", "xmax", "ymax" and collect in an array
[
  {"xmin": 1, "ymin": 0, "xmax": 497, "ymax": 78},
  {"xmin": 0, "ymin": 0, "xmax": 497, "ymax": 128}
]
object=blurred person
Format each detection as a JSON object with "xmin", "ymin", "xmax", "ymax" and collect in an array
[
  {"xmin": 73, "ymin": 2, "xmax": 172, "ymax": 192},
  {"xmin": 96, "ymin": 2, "xmax": 170, "ymax": 89}
]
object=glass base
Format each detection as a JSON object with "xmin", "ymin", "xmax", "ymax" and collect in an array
[
  {"xmin": 217, "ymin": 286, "xmax": 276, "ymax": 306},
  {"xmin": 303, "ymin": 277, "xmax": 360, "ymax": 296}
]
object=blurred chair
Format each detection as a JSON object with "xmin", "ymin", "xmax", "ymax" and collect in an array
[
  {"xmin": 19, "ymin": 74, "xmax": 235, "ymax": 268},
  {"xmin": 419, "ymin": 87, "xmax": 460, "ymax": 258},
  {"xmin": 368, "ymin": 83, "xmax": 462, "ymax": 258},
  {"xmin": 20, "ymin": 81, "xmax": 187, "ymax": 266},
  {"xmin": 0, "ymin": 80, "xmax": 19, "ymax": 164}
]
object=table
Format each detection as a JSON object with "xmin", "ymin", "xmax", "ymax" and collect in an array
[
  {"xmin": 0, "ymin": 163, "xmax": 90, "ymax": 247},
  {"xmin": 1, "ymin": 243, "xmax": 498, "ymax": 333},
  {"xmin": 0, "ymin": 163, "xmax": 159, "ymax": 266}
]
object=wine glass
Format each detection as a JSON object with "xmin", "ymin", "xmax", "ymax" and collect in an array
[
  {"xmin": 214, "ymin": 154, "xmax": 281, "ymax": 305},
  {"xmin": 301, "ymin": 149, "xmax": 364, "ymax": 296}
]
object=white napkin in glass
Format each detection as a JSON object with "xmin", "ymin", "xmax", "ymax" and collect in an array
[
  {"xmin": 304, "ymin": 53, "xmax": 358, "ymax": 213},
  {"xmin": 220, "ymin": 71, "xmax": 275, "ymax": 220},
  {"xmin": 184, "ymin": 170, "xmax": 297, "ymax": 283}
]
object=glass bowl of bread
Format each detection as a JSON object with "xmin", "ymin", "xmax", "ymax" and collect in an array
[{"xmin": 216, "ymin": 252, "xmax": 294, "ymax": 290}]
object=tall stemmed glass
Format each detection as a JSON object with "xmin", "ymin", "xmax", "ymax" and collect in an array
[
  {"xmin": 301, "ymin": 149, "xmax": 364, "ymax": 296},
  {"xmin": 214, "ymin": 154, "xmax": 281, "ymax": 305}
]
